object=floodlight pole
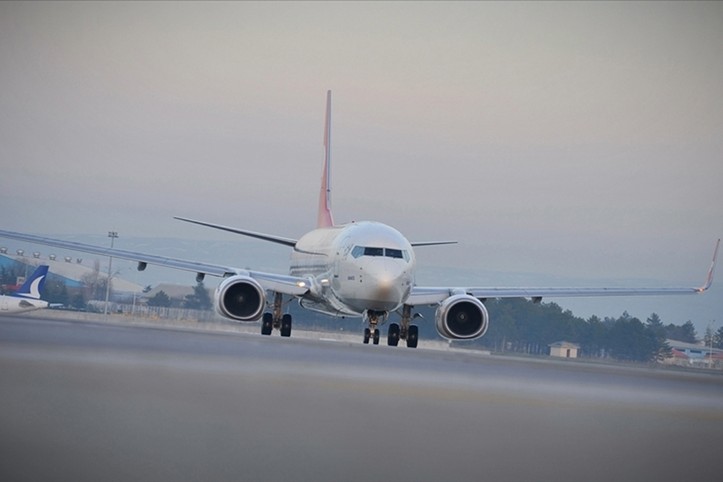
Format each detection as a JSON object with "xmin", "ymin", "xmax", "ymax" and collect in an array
[{"xmin": 103, "ymin": 231, "xmax": 118, "ymax": 316}]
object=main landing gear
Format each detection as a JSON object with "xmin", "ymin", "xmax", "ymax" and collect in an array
[
  {"xmin": 261, "ymin": 292, "xmax": 292, "ymax": 337},
  {"xmin": 386, "ymin": 305, "xmax": 419, "ymax": 348},
  {"xmin": 387, "ymin": 324, "xmax": 418, "ymax": 348},
  {"xmin": 364, "ymin": 306, "xmax": 419, "ymax": 348}
]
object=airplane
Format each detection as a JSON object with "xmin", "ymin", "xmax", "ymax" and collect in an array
[
  {"xmin": 0, "ymin": 91, "xmax": 718, "ymax": 346},
  {"xmin": 0, "ymin": 265, "xmax": 50, "ymax": 314}
]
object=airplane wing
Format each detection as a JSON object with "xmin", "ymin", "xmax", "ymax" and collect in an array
[
  {"xmin": 407, "ymin": 239, "xmax": 719, "ymax": 306},
  {"xmin": 0, "ymin": 229, "xmax": 309, "ymax": 297}
]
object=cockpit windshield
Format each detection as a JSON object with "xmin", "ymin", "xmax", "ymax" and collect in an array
[
  {"xmin": 385, "ymin": 248, "xmax": 403, "ymax": 259},
  {"xmin": 351, "ymin": 246, "xmax": 410, "ymax": 262}
]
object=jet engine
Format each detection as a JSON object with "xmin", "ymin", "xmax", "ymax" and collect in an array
[
  {"xmin": 435, "ymin": 294, "xmax": 489, "ymax": 340},
  {"xmin": 215, "ymin": 275, "xmax": 266, "ymax": 322}
]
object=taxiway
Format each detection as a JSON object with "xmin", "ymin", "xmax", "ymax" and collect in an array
[{"xmin": 1, "ymin": 314, "xmax": 722, "ymax": 482}]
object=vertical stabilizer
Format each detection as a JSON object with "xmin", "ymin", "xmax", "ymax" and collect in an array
[
  {"xmin": 14, "ymin": 265, "xmax": 48, "ymax": 300},
  {"xmin": 317, "ymin": 90, "xmax": 335, "ymax": 228}
]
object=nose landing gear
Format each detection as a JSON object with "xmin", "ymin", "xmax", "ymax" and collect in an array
[
  {"xmin": 363, "ymin": 327, "xmax": 380, "ymax": 345},
  {"xmin": 363, "ymin": 310, "xmax": 385, "ymax": 345}
]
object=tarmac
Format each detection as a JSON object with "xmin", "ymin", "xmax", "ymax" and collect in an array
[{"xmin": 1, "ymin": 312, "xmax": 722, "ymax": 482}]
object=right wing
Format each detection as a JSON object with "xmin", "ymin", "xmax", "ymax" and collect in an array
[{"xmin": 0, "ymin": 229, "xmax": 310, "ymax": 297}]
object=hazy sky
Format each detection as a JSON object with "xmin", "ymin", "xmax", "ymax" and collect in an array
[{"xmin": 1, "ymin": 2, "xmax": 721, "ymax": 331}]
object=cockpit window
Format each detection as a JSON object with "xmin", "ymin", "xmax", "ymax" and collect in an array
[
  {"xmin": 385, "ymin": 248, "xmax": 403, "ymax": 259},
  {"xmin": 364, "ymin": 247, "xmax": 384, "ymax": 257},
  {"xmin": 350, "ymin": 246, "xmax": 410, "ymax": 262}
]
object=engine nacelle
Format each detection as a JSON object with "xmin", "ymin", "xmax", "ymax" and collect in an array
[
  {"xmin": 435, "ymin": 294, "xmax": 489, "ymax": 340},
  {"xmin": 215, "ymin": 275, "xmax": 266, "ymax": 322}
]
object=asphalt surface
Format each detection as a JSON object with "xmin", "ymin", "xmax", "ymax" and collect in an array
[{"xmin": 1, "ymin": 314, "xmax": 722, "ymax": 482}]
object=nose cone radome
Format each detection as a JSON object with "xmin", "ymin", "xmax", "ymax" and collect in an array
[
  {"xmin": 371, "ymin": 275, "xmax": 402, "ymax": 303},
  {"xmin": 358, "ymin": 260, "xmax": 410, "ymax": 311}
]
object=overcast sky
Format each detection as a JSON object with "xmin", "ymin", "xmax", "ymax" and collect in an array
[{"xmin": 1, "ymin": 2, "xmax": 721, "ymax": 332}]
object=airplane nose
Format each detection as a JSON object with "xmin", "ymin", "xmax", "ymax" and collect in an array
[
  {"xmin": 372, "ymin": 274, "xmax": 398, "ymax": 299},
  {"xmin": 362, "ymin": 260, "xmax": 409, "ymax": 308}
]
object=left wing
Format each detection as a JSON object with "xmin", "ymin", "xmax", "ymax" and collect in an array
[
  {"xmin": 407, "ymin": 239, "xmax": 719, "ymax": 306},
  {"xmin": 0, "ymin": 229, "xmax": 309, "ymax": 297}
]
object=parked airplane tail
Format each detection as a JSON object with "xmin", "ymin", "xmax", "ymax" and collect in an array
[
  {"xmin": 13, "ymin": 265, "xmax": 49, "ymax": 300},
  {"xmin": 317, "ymin": 90, "xmax": 335, "ymax": 229}
]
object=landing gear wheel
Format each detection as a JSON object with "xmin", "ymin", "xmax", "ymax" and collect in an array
[
  {"xmin": 261, "ymin": 312, "xmax": 273, "ymax": 336},
  {"xmin": 387, "ymin": 323, "xmax": 400, "ymax": 346},
  {"xmin": 372, "ymin": 329, "xmax": 380, "ymax": 345},
  {"xmin": 363, "ymin": 328, "xmax": 371, "ymax": 344},
  {"xmin": 280, "ymin": 313, "xmax": 292, "ymax": 337},
  {"xmin": 407, "ymin": 325, "xmax": 419, "ymax": 348}
]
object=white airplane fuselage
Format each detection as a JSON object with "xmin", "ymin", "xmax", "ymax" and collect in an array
[
  {"xmin": 0, "ymin": 295, "xmax": 49, "ymax": 314},
  {"xmin": 289, "ymin": 221, "xmax": 415, "ymax": 317}
]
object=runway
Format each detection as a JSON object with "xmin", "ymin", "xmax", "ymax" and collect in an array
[{"xmin": 2, "ymin": 315, "xmax": 722, "ymax": 482}]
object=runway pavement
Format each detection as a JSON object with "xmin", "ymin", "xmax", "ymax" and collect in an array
[{"xmin": 1, "ymin": 314, "xmax": 722, "ymax": 482}]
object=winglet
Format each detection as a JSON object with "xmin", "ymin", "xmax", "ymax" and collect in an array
[
  {"xmin": 697, "ymin": 238, "xmax": 719, "ymax": 292},
  {"xmin": 317, "ymin": 90, "xmax": 335, "ymax": 228},
  {"xmin": 13, "ymin": 265, "xmax": 49, "ymax": 300}
]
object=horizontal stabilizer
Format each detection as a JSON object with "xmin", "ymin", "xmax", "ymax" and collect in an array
[
  {"xmin": 410, "ymin": 241, "xmax": 458, "ymax": 247},
  {"xmin": 174, "ymin": 217, "xmax": 297, "ymax": 247}
]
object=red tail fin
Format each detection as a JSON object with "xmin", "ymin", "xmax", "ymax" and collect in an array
[{"xmin": 317, "ymin": 90, "xmax": 335, "ymax": 228}]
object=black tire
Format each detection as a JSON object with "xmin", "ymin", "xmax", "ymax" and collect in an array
[
  {"xmin": 261, "ymin": 312, "xmax": 273, "ymax": 336},
  {"xmin": 363, "ymin": 328, "xmax": 371, "ymax": 344},
  {"xmin": 280, "ymin": 313, "xmax": 292, "ymax": 337},
  {"xmin": 373, "ymin": 329, "xmax": 380, "ymax": 345},
  {"xmin": 387, "ymin": 323, "xmax": 400, "ymax": 346},
  {"xmin": 407, "ymin": 325, "xmax": 419, "ymax": 348}
]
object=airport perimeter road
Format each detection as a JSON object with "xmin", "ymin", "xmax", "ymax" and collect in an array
[{"xmin": 2, "ymin": 316, "xmax": 723, "ymax": 482}]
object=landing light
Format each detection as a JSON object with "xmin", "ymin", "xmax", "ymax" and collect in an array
[{"xmin": 296, "ymin": 281, "xmax": 307, "ymax": 288}]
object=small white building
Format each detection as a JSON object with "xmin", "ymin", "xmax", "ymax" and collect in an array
[{"xmin": 549, "ymin": 341, "xmax": 580, "ymax": 359}]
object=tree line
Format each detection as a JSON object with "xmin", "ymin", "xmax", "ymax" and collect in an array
[
  {"xmin": 474, "ymin": 298, "xmax": 717, "ymax": 362},
  {"xmin": 145, "ymin": 283, "xmax": 212, "ymax": 310}
]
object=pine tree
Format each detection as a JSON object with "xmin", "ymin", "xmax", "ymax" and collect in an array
[
  {"xmin": 148, "ymin": 290, "xmax": 171, "ymax": 307},
  {"xmin": 714, "ymin": 326, "xmax": 723, "ymax": 350},
  {"xmin": 184, "ymin": 282, "xmax": 212, "ymax": 310}
]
